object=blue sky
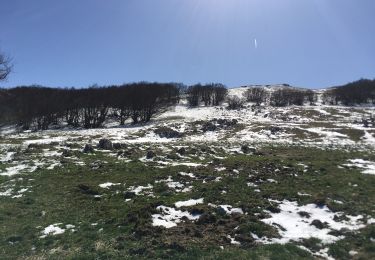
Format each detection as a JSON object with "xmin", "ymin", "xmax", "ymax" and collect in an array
[{"xmin": 0, "ymin": 0, "xmax": 374, "ymax": 88}]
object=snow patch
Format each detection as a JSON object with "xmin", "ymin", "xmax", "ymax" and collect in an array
[
  {"xmin": 99, "ymin": 182, "xmax": 121, "ymax": 189},
  {"xmin": 152, "ymin": 206, "xmax": 201, "ymax": 228},
  {"xmin": 40, "ymin": 223, "xmax": 75, "ymax": 238},
  {"xmin": 260, "ymin": 200, "xmax": 366, "ymax": 244},
  {"xmin": 175, "ymin": 198, "xmax": 204, "ymax": 208},
  {"xmin": 343, "ymin": 159, "xmax": 375, "ymax": 175}
]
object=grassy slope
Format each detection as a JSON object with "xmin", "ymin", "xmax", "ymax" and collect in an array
[{"xmin": 0, "ymin": 146, "xmax": 374, "ymax": 259}]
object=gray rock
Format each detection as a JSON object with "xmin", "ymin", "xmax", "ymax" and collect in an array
[
  {"xmin": 269, "ymin": 126, "xmax": 282, "ymax": 135},
  {"xmin": 177, "ymin": 147, "xmax": 186, "ymax": 155},
  {"xmin": 97, "ymin": 139, "xmax": 113, "ymax": 150},
  {"xmin": 83, "ymin": 144, "xmax": 94, "ymax": 153},
  {"xmin": 146, "ymin": 150, "xmax": 155, "ymax": 159},
  {"xmin": 310, "ymin": 219, "xmax": 328, "ymax": 229}
]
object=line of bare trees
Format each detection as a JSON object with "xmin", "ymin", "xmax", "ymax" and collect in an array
[
  {"xmin": 0, "ymin": 83, "xmax": 181, "ymax": 130},
  {"xmin": 2, "ymin": 46, "xmax": 375, "ymax": 131},
  {"xmin": 186, "ymin": 83, "xmax": 228, "ymax": 107},
  {"xmin": 243, "ymin": 87, "xmax": 316, "ymax": 107},
  {"xmin": 243, "ymin": 80, "xmax": 375, "ymax": 107}
]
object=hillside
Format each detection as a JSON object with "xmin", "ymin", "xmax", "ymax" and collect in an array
[{"xmin": 0, "ymin": 85, "xmax": 374, "ymax": 259}]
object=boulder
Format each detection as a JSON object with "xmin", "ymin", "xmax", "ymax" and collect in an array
[
  {"xmin": 177, "ymin": 147, "xmax": 186, "ymax": 155},
  {"xmin": 310, "ymin": 219, "xmax": 328, "ymax": 229},
  {"xmin": 146, "ymin": 150, "xmax": 156, "ymax": 159},
  {"xmin": 83, "ymin": 144, "xmax": 94, "ymax": 153},
  {"xmin": 97, "ymin": 139, "xmax": 113, "ymax": 150},
  {"xmin": 269, "ymin": 126, "xmax": 282, "ymax": 135}
]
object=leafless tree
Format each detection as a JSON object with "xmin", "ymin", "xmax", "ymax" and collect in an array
[
  {"xmin": 244, "ymin": 87, "xmax": 267, "ymax": 105},
  {"xmin": 227, "ymin": 96, "xmax": 245, "ymax": 110},
  {"xmin": 0, "ymin": 51, "xmax": 12, "ymax": 81}
]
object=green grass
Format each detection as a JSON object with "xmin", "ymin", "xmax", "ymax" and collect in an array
[{"xmin": 0, "ymin": 145, "xmax": 374, "ymax": 259}]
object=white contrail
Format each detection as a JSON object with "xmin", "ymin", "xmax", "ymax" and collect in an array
[{"xmin": 254, "ymin": 38, "xmax": 258, "ymax": 49}]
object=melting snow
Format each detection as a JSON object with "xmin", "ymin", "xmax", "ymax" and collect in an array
[
  {"xmin": 99, "ymin": 182, "xmax": 121, "ymax": 189},
  {"xmin": 260, "ymin": 200, "xmax": 366, "ymax": 244},
  {"xmin": 127, "ymin": 184, "xmax": 153, "ymax": 195},
  {"xmin": 0, "ymin": 164, "xmax": 31, "ymax": 176},
  {"xmin": 343, "ymin": 159, "xmax": 375, "ymax": 175},
  {"xmin": 0, "ymin": 188, "xmax": 13, "ymax": 196},
  {"xmin": 175, "ymin": 198, "xmax": 204, "ymax": 208},
  {"xmin": 152, "ymin": 206, "xmax": 201, "ymax": 228},
  {"xmin": 40, "ymin": 223, "xmax": 75, "ymax": 238},
  {"xmin": 209, "ymin": 204, "xmax": 244, "ymax": 215},
  {"xmin": 178, "ymin": 172, "xmax": 196, "ymax": 178},
  {"xmin": 0, "ymin": 152, "xmax": 15, "ymax": 162}
]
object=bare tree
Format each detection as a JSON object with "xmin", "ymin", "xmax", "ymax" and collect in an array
[
  {"xmin": 227, "ymin": 96, "xmax": 245, "ymax": 110},
  {"xmin": 244, "ymin": 87, "xmax": 267, "ymax": 105},
  {"xmin": 0, "ymin": 51, "xmax": 12, "ymax": 81}
]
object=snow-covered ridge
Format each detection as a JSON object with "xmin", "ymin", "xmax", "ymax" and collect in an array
[{"xmin": 228, "ymin": 84, "xmax": 312, "ymax": 96}]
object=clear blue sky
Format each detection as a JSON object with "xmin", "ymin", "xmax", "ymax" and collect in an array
[{"xmin": 1, "ymin": 0, "xmax": 374, "ymax": 88}]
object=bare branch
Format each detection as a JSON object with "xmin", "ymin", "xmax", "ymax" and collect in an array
[{"xmin": 0, "ymin": 51, "xmax": 12, "ymax": 81}]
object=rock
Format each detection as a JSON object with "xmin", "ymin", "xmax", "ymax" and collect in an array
[
  {"xmin": 310, "ymin": 219, "xmax": 328, "ymax": 229},
  {"xmin": 217, "ymin": 206, "xmax": 228, "ymax": 216},
  {"xmin": 269, "ymin": 126, "xmax": 282, "ymax": 135},
  {"xmin": 177, "ymin": 147, "xmax": 186, "ymax": 155},
  {"xmin": 298, "ymin": 211, "xmax": 311, "ymax": 218},
  {"xmin": 97, "ymin": 139, "xmax": 113, "ymax": 150},
  {"xmin": 154, "ymin": 127, "xmax": 182, "ymax": 138},
  {"xmin": 146, "ymin": 150, "xmax": 156, "ymax": 159},
  {"xmin": 83, "ymin": 144, "xmax": 94, "ymax": 153}
]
